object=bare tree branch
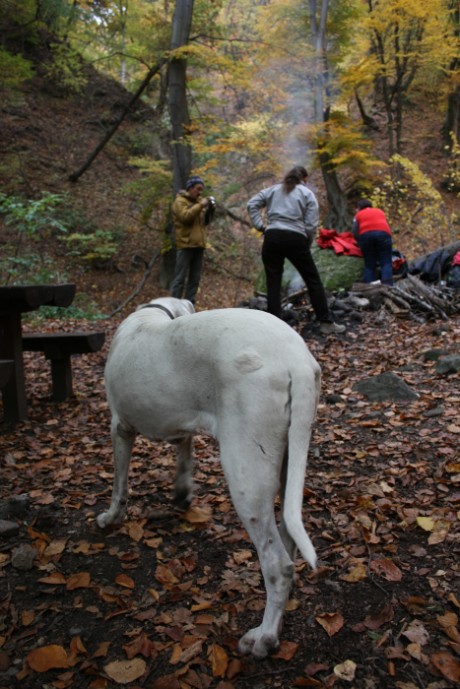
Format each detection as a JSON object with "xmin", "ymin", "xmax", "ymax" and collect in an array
[
  {"xmin": 108, "ymin": 250, "xmax": 160, "ymax": 318},
  {"xmin": 69, "ymin": 57, "xmax": 168, "ymax": 182}
]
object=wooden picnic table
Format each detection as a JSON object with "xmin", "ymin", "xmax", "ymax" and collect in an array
[{"xmin": 0, "ymin": 284, "xmax": 76, "ymax": 424}]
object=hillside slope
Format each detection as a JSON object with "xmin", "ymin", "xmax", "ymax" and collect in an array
[{"xmin": 0, "ymin": 64, "xmax": 457, "ymax": 316}]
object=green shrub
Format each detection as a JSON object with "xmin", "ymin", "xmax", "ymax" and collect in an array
[
  {"xmin": 0, "ymin": 48, "xmax": 34, "ymax": 89},
  {"xmin": 43, "ymin": 43, "xmax": 87, "ymax": 94},
  {"xmin": 0, "ymin": 191, "xmax": 122, "ymax": 281},
  {"xmin": 29, "ymin": 294, "xmax": 105, "ymax": 322},
  {"xmin": 0, "ymin": 191, "xmax": 69, "ymax": 284},
  {"xmin": 0, "ymin": 253, "xmax": 67, "ymax": 286},
  {"xmin": 63, "ymin": 229, "xmax": 119, "ymax": 266}
]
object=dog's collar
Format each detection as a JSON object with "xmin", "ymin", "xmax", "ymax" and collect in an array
[{"xmin": 140, "ymin": 304, "xmax": 174, "ymax": 319}]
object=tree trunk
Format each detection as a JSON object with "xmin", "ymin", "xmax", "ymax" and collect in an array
[
  {"xmin": 160, "ymin": 0, "xmax": 194, "ymax": 289},
  {"xmin": 443, "ymin": 85, "xmax": 460, "ymax": 147},
  {"xmin": 308, "ymin": 0, "xmax": 350, "ymax": 231},
  {"xmin": 355, "ymin": 90, "xmax": 378, "ymax": 129},
  {"xmin": 168, "ymin": 0, "xmax": 194, "ymax": 193},
  {"xmin": 443, "ymin": 1, "xmax": 460, "ymax": 147},
  {"xmin": 319, "ymin": 152, "xmax": 352, "ymax": 231}
]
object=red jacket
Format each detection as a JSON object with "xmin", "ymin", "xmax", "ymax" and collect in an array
[{"xmin": 354, "ymin": 207, "xmax": 391, "ymax": 236}]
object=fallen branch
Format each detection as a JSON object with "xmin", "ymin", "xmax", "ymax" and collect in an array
[
  {"xmin": 383, "ymin": 290, "xmax": 411, "ymax": 311},
  {"xmin": 393, "ymin": 285, "xmax": 433, "ymax": 313},
  {"xmin": 350, "ymin": 276, "xmax": 458, "ymax": 321},
  {"xmin": 406, "ymin": 275, "xmax": 449, "ymax": 318},
  {"xmin": 382, "ymin": 293, "xmax": 410, "ymax": 316}
]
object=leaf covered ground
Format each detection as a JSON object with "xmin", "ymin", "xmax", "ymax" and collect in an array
[{"xmin": 1, "ymin": 305, "xmax": 459, "ymax": 689}]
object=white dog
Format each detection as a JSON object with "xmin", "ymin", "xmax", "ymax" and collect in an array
[{"xmin": 97, "ymin": 297, "xmax": 320, "ymax": 658}]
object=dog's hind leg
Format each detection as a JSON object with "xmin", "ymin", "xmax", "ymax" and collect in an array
[
  {"xmin": 97, "ymin": 418, "xmax": 135, "ymax": 528},
  {"xmin": 237, "ymin": 523, "xmax": 294, "ymax": 659},
  {"xmin": 219, "ymin": 432, "xmax": 294, "ymax": 659},
  {"xmin": 172, "ymin": 435, "xmax": 194, "ymax": 509}
]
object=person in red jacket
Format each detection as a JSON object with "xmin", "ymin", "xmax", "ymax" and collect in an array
[{"xmin": 353, "ymin": 199, "xmax": 393, "ymax": 285}]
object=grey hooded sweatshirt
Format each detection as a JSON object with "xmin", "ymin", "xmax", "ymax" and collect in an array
[{"xmin": 247, "ymin": 182, "xmax": 319, "ymax": 245}]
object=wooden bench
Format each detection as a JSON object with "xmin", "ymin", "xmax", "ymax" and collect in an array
[
  {"xmin": 22, "ymin": 332, "xmax": 105, "ymax": 402},
  {"xmin": 0, "ymin": 360, "xmax": 14, "ymax": 389}
]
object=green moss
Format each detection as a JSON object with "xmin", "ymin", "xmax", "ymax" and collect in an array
[
  {"xmin": 312, "ymin": 245, "xmax": 364, "ymax": 291},
  {"xmin": 255, "ymin": 246, "xmax": 364, "ymax": 295}
]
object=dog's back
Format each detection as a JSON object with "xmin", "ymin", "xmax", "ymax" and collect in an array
[{"xmin": 105, "ymin": 308, "xmax": 319, "ymax": 441}]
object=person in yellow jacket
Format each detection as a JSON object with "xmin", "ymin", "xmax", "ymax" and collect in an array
[{"xmin": 170, "ymin": 176, "xmax": 214, "ymax": 305}]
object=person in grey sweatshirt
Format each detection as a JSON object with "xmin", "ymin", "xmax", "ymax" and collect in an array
[{"xmin": 247, "ymin": 165, "xmax": 345, "ymax": 334}]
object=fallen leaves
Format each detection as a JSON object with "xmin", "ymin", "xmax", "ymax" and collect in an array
[
  {"xmin": 401, "ymin": 620, "xmax": 430, "ymax": 646},
  {"xmin": 352, "ymin": 603, "xmax": 395, "ymax": 632},
  {"xmin": 208, "ymin": 643, "xmax": 229, "ymax": 677},
  {"xmin": 1, "ymin": 315, "xmax": 459, "ymax": 689},
  {"xmin": 315, "ymin": 612, "xmax": 345, "ymax": 637},
  {"xmin": 183, "ymin": 505, "xmax": 213, "ymax": 524},
  {"xmin": 104, "ymin": 657, "xmax": 146, "ymax": 684},
  {"xmin": 416, "ymin": 516, "xmax": 435, "ymax": 531},
  {"xmin": 27, "ymin": 644, "xmax": 69, "ymax": 672},
  {"xmin": 115, "ymin": 573, "xmax": 135, "ymax": 589},
  {"xmin": 154, "ymin": 563, "xmax": 180, "ymax": 587},
  {"xmin": 273, "ymin": 640, "xmax": 299, "ymax": 661},
  {"xmin": 430, "ymin": 651, "xmax": 460, "ymax": 682},
  {"xmin": 437, "ymin": 612, "xmax": 460, "ymax": 644},
  {"xmin": 340, "ymin": 559, "xmax": 367, "ymax": 582},
  {"xmin": 369, "ymin": 557, "xmax": 403, "ymax": 581},
  {"xmin": 38, "ymin": 572, "xmax": 67, "ymax": 585},
  {"xmin": 66, "ymin": 571, "xmax": 91, "ymax": 590},
  {"xmin": 170, "ymin": 638, "xmax": 204, "ymax": 665},
  {"xmin": 333, "ymin": 659, "xmax": 357, "ymax": 681}
]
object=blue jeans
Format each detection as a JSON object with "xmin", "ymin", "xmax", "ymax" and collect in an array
[
  {"xmin": 358, "ymin": 231, "xmax": 393, "ymax": 285},
  {"xmin": 262, "ymin": 230, "xmax": 331, "ymax": 321},
  {"xmin": 170, "ymin": 248, "xmax": 204, "ymax": 304}
]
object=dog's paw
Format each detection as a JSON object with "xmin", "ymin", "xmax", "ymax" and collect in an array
[
  {"xmin": 96, "ymin": 503, "xmax": 127, "ymax": 528},
  {"xmin": 172, "ymin": 490, "xmax": 192, "ymax": 510},
  {"xmin": 96, "ymin": 512, "xmax": 111, "ymax": 529},
  {"xmin": 96, "ymin": 511, "xmax": 122, "ymax": 529},
  {"xmin": 238, "ymin": 627, "xmax": 279, "ymax": 659}
]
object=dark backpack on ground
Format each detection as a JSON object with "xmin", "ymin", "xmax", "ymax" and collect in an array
[{"xmin": 392, "ymin": 249, "xmax": 408, "ymax": 279}]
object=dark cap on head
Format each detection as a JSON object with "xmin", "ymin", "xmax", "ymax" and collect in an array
[{"xmin": 185, "ymin": 176, "xmax": 204, "ymax": 190}]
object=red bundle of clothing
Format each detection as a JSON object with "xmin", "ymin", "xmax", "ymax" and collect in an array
[{"xmin": 317, "ymin": 228, "xmax": 363, "ymax": 257}]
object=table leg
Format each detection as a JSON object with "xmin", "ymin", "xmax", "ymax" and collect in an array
[{"xmin": 0, "ymin": 311, "xmax": 28, "ymax": 423}]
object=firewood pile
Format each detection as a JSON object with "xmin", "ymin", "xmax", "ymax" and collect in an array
[
  {"xmin": 348, "ymin": 274, "xmax": 460, "ymax": 322},
  {"xmin": 245, "ymin": 241, "xmax": 460, "ymax": 326},
  {"xmin": 245, "ymin": 276, "xmax": 458, "ymax": 326}
]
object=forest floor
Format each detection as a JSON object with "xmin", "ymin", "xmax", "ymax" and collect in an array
[{"xmin": 1, "ymin": 292, "xmax": 459, "ymax": 689}]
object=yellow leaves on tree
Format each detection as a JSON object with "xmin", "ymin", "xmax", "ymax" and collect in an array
[{"xmin": 371, "ymin": 155, "xmax": 456, "ymax": 254}]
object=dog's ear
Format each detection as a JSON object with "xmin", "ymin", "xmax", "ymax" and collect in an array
[{"xmin": 182, "ymin": 300, "xmax": 195, "ymax": 315}]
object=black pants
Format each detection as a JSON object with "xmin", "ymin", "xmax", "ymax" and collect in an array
[{"xmin": 261, "ymin": 230, "xmax": 331, "ymax": 321}]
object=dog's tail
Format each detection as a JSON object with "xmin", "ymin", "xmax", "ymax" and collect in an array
[{"xmin": 282, "ymin": 362, "xmax": 320, "ymax": 570}]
